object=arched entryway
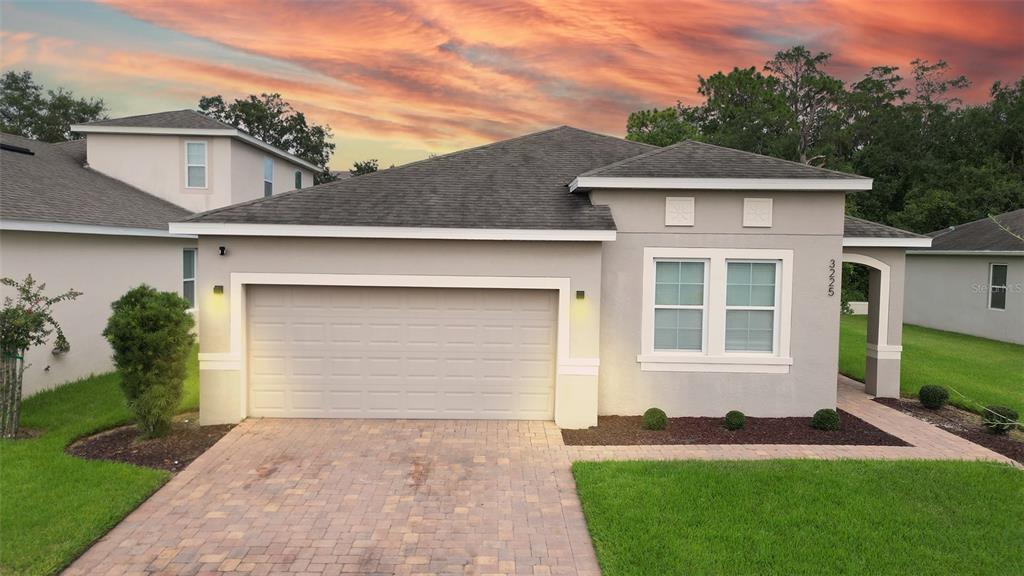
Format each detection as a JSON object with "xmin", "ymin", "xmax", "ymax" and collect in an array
[{"xmin": 841, "ymin": 249, "xmax": 905, "ymax": 398}]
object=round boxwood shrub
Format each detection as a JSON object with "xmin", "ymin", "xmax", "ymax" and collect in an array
[
  {"xmin": 643, "ymin": 407, "xmax": 668, "ymax": 430},
  {"xmin": 982, "ymin": 406, "xmax": 1019, "ymax": 435},
  {"xmin": 918, "ymin": 385, "xmax": 949, "ymax": 410},
  {"xmin": 103, "ymin": 285, "xmax": 195, "ymax": 438},
  {"xmin": 724, "ymin": 410, "xmax": 746, "ymax": 431},
  {"xmin": 811, "ymin": 408, "xmax": 841, "ymax": 431}
]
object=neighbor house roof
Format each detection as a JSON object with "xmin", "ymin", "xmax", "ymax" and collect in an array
[
  {"xmin": 0, "ymin": 133, "xmax": 191, "ymax": 234},
  {"xmin": 917, "ymin": 209, "xmax": 1024, "ymax": 253},
  {"xmin": 842, "ymin": 216, "xmax": 931, "ymax": 248},
  {"xmin": 178, "ymin": 126, "xmax": 655, "ymax": 233},
  {"xmin": 71, "ymin": 110, "xmax": 323, "ymax": 173},
  {"xmin": 571, "ymin": 140, "xmax": 871, "ymax": 191}
]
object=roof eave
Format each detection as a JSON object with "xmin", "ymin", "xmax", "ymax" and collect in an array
[
  {"xmin": 1, "ymin": 219, "xmax": 196, "ymax": 238},
  {"xmin": 169, "ymin": 222, "xmax": 616, "ymax": 242},
  {"xmin": 570, "ymin": 176, "xmax": 872, "ymax": 192},
  {"xmin": 69, "ymin": 124, "xmax": 323, "ymax": 172},
  {"xmin": 907, "ymin": 249, "xmax": 1024, "ymax": 255},
  {"xmin": 842, "ymin": 237, "xmax": 932, "ymax": 248}
]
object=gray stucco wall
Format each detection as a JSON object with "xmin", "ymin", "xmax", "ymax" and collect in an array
[
  {"xmin": 590, "ymin": 189, "xmax": 846, "ymax": 417},
  {"xmin": 0, "ymin": 230, "xmax": 195, "ymax": 395},
  {"xmin": 905, "ymin": 254, "xmax": 1024, "ymax": 344}
]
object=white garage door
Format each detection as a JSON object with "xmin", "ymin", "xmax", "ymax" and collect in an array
[{"xmin": 247, "ymin": 285, "xmax": 557, "ymax": 419}]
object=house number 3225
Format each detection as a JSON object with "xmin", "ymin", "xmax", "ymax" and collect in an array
[{"xmin": 827, "ymin": 259, "xmax": 836, "ymax": 296}]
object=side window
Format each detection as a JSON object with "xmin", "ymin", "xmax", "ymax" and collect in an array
[
  {"xmin": 294, "ymin": 170, "xmax": 303, "ymax": 190},
  {"xmin": 263, "ymin": 157, "xmax": 274, "ymax": 197},
  {"xmin": 653, "ymin": 260, "xmax": 706, "ymax": 351},
  {"xmin": 725, "ymin": 261, "xmax": 779, "ymax": 352},
  {"xmin": 183, "ymin": 248, "xmax": 197, "ymax": 308},
  {"xmin": 185, "ymin": 142, "xmax": 207, "ymax": 188},
  {"xmin": 989, "ymin": 263, "xmax": 1008, "ymax": 310}
]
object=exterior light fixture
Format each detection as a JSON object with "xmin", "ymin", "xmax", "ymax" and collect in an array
[
  {"xmin": 218, "ymin": 246, "xmax": 227, "ymax": 256},
  {"xmin": 576, "ymin": 290, "xmax": 585, "ymax": 300},
  {"xmin": 213, "ymin": 285, "xmax": 224, "ymax": 294}
]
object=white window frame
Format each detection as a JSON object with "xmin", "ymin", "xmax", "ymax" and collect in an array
[
  {"xmin": 263, "ymin": 157, "xmax": 274, "ymax": 197},
  {"xmin": 638, "ymin": 247, "xmax": 793, "ymax": 373},
  {"xmin": 183, "ymin": 248, "xmax": 197, "ymax": 310},
  {"xmin": 724, "ymin": 260, "xmax": 781, "ymax": 354},
  {"xmin": 184, "ymin": 141, "xmax": 207, "ymax": 189},
  {"xmin": 989, "ymin": 262, "xmax": 1008, "ymax": 311},
  {"xmin": 652, "ymin": 259, "xmax": 709, "ymax": 353}
]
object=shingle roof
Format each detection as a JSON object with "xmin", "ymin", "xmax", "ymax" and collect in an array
[
  {"xmin": 52, "ymin": 138, "xmax": 86, "ymax": 164},
  {"xmin": 185, "ymin": 126, "xmax": 656, "ymax": 230},
  {"xmin": 0, "ymin": 133, "xmax": 191, "ymax": 230},
  {"xmin": 78, "ymin": 109, "xmax": 233, "ymax": 130},
  {"xmin": 843, "ymin": 216, "xmax": 928, "ymax": 239},
  {"xmin": 579, "ymin": 140, "xmax": 868, "ymax": 180},
  {"xmin": 924, "ymin": 209, "xmax": 1024, "ymax": 251}
]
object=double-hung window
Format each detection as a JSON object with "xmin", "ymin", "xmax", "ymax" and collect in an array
[
  {"xmin": 294, "ymin": 170, "xmax": 303, "ymax": 190},
  {"xmin": 263, "ymin": 157, "xmax": 274, "ymax": 197},
  {"xmin": 654, "ymin": 260, "xmax": 707, "ymax": 351},
  {"xmin": 989, "ymin": 263, "xmax": 1008, "ymax": 310},
  {"xmin": 182, "ymin": 248, "xmax": 197, "ymax": 308},
  {"xmin": 725, "ymin": 261, "xmax": 778, "ymax": 352},
  {"xmin": 185, "ymin": 141, "xmax": 207, "ymax": 188}
]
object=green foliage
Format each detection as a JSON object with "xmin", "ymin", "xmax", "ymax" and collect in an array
[
  {"xmin": 724, "ymin": 410, "xmax": 746, "ymax": 430},
  {"xmin": 350, "ymin": 158, "xmax": 379, "ymax": 176},
  {"xmin": 918, "ymin": 385, "xmax": 950, "ymax": 410},
  {"xmin": 982, "ymin": 406, "xmax": 1019, "ymax": 435},
  {"xmin": 695, "ymin": 67, "xmax": 798, "ymax": 159},
  {"xmin": 0, "ymin": 275, "xmax": 81, "ymax": 355},
  {"xmin": 102, "ymin": 286, "xmax": 194, "ymax": 438},
  {"xmin": 198, "ymin": 93, "xmax": 336, "ymax": 183},
  {"xmin": 642, "ymin": 407, "xmax": 668, "ymax": 430},
  {"xmin": 0, "ymin": 70, "xmax": 107, "ymax": 142},
  {"xmin": 625, "ymin": 107, "xmax": 698, "ymax": 146},
  {"xmin": 810, "ymin": 408, "xmax": 840, "ymax": 431}
]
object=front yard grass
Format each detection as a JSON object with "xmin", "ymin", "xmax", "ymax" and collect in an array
[
  {"xmin": 839, "ymin": 315, "xmax": 1024, "ymax": 414},
  {"xmin": 573, "ymin": 459, "xmax": 1023, "ymax": 576},
  {"xmin": 0, "ymin": 347, "xmax": 198, "ymax": 575}
]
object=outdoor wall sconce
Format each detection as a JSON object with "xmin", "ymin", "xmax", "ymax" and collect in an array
[
  {"xmin": 213, "ymin": 285, "xmax": 224, "ymax": 294},
  {"xmin": 576, "ymin": 290, "xmax": 585, "ymax": 300},
  {"xmin": 218, "ymin": 246, "xmax": 227, "ymax": 256}
]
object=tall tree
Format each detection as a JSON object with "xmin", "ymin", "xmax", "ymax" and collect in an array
[
  {"xmin": 695, "ymin": 67, "xmax": 798, "ymax": 159},
  {"xmin": 0, "ymin": 70, "xmax": 106, "ymax": 142},
  {"xmin": 763, "ymin": 46, "xmax": 844, "ymax": 164},
  {"xmin": 625, "ymin": 107, "xmax": 698, "ymax": 146},
  {"xmin": 350, "ymin": 159, "xmax": 379, "ymax": 176},
  {"xmin": 198, "ymin": 93, "xmax": 336, "ymax": 184}
]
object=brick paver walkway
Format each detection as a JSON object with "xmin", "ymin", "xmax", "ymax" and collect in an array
[{"xmin": 66, "ymin": 377, "xmax": 1014, "ymax": 576}]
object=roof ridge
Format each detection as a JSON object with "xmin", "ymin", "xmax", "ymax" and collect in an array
[
  {"xmin": 581, "ymin": 139, "xmax": 692, "ymax": 176},
  {"xmin": 682, "ymin": 140, "xmax": 870, "ymax": 179},
  {"xmin": 927, "ymin": 208, "xmax": 1024, "ymax": 235}
]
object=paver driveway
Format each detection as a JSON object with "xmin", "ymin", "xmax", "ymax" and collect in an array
[{"xmin": 67, "ymin": 378, "xmax": 1012, "ymax": 575}]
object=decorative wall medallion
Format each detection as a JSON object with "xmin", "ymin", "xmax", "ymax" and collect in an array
[
  {"xmin": 743, "ymin": 198, "xmax": 773, "ymax": 227},
  {"xmin": 665, "ymin": 197, "xmax": 695, "ymax": 226}
]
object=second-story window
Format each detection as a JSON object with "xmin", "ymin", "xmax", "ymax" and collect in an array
[
  {"xmin": 263, "ymin": 157, "xmax": 274, "ymax": 197},
  {"xmin": 185, "ymin": 141, "xmax": 207, "ymax": 188},
  {"xmin": 294, "ymin": 170, "xmax": 302, "ymax": 190}
]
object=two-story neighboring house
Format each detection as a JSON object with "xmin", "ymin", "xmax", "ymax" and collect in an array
[{"xmin": 0, "ymin": 110, "xmax": 321, "ymax": 395}]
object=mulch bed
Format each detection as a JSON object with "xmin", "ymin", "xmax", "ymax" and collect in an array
[
  {"xmin": 66, "ymin": 412, "xmax": 233, "ymax": 472},
  {"xmin": 875, "ymin": 398, "xmax": 1024, "ymax": 465},
  {"xmin": 562, "ymin": 409, "xmax": 908, "ymax": 446}
]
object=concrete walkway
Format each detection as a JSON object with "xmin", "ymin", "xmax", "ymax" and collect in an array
[{"xmin": 65, "ymin": 377, "xmax": 1014, "ymax": 576}]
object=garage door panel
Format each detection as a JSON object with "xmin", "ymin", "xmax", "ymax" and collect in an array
[{"xmin": 248, "ymin": 285, "xmax": 556, "ymax": 419}]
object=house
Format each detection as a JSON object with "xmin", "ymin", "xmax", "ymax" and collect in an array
[
  {"xmin": 905, "ymin": 209, "xmax": 1024, "ymax": 344},
  {"xmin": 0, "ymin": 110, "xmax": 321, "ymax": 395},
  {"xmin": 169, "ymin": 127, "xmax": 930, "ymax": 428}
]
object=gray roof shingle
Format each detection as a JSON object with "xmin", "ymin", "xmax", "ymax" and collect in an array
[
  {"xmin": 78, "ymin": 109, "xmax": 233, "ymax": 130},
  {"xmin": 52, "ymin": 138, "xmax": 87, "ymax": 164},
  {"xmin": 185, "ymin": 126, "xmax": 656, "ymax": 230},
  {"xmin": 1, "ymin": 133, "xmax": 191, "ymax": 230},
  {"xmin": 843, "ymin": 216, "xmax": 928, "ymax": 239},
  {"xmin": 924, "ymin": 209, "xmax": 1024, "ymax": 251},
  {"xmin": 579, "ymin": 140, "xmax": 869, "ymax": 180}
]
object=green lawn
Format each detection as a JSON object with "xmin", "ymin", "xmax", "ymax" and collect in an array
[
  {"xmin": 0, "ymin": 348, "xmax": 198, "ymax": 575},
  {"xmin": 839, "ymin": 315, "xmax": 1024, "ymax": 414},
  {"xmin": 573, "ymin": 459, "xmax": 1024, "ymax": 576}
]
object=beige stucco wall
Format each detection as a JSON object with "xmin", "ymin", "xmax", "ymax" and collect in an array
[
  {"xmin": 905, "ymin": 254, "xmax": 1024, "ymax": 344},
  {"xmin": 589, "ymin": 189, "xmax": 847, "ymax": 417},
  {"xmin": 85, "ymin": 134, "xmax": 313, "ymax": 213},
  {"xmin": 195, "ymin": 237, "xmax": 603, "ymax": 426},
  {"xmin": 0, "ymin": 230, "xmax": 195, "ymax": 395}
]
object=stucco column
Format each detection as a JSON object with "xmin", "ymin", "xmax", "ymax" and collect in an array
[{"xmin": 862, "ymin": 254, "xmax": 905, "ymax": 398}]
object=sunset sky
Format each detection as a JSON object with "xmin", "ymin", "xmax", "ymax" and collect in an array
[{"xmin": 2, "ymin": 1, "xmax": 1022, "ymax": 169}]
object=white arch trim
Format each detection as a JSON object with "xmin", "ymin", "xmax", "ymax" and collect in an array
[{"xmin": 842, "ymin": 253, "xmax": 900, "ymax": 357}]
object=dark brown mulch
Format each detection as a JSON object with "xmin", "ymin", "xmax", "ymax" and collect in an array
[
  {"xmin": 875, "ymin": 398, "xmax": 1024, "ymax": 465},
  {"xmin": 66, "ymin": 412, "xmax": 233, "ymax": 472},
  {"xmin": 561, "ymin": 409, "xmax": 908, "ymax": 446}
]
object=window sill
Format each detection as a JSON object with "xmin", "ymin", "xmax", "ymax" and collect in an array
[{"xmin": 636, "ymin": 353, "xmax": 792, "ymax": 374}]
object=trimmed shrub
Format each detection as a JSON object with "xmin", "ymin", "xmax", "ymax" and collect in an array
[
  {"xmin": 643, "ymin": 407, "xmax": 668, "ymax": 431},
  {"xmin": 103, "ymin": 285, "xmax": 195, "ymax": 438},
  {"xmin": 811, "ymin": 408, "xmax": 841, "ymax": 431},
  {"xmin": 918, "ymin": 385, "xmax": 949, "ymax": 410},
  {"xmin": 982, "ymin": 406, "xmax": 1019, "ymax": 435},
  {"xmin": 724, "ymin": 410, "xmax": 746, "ymax": 431}
]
